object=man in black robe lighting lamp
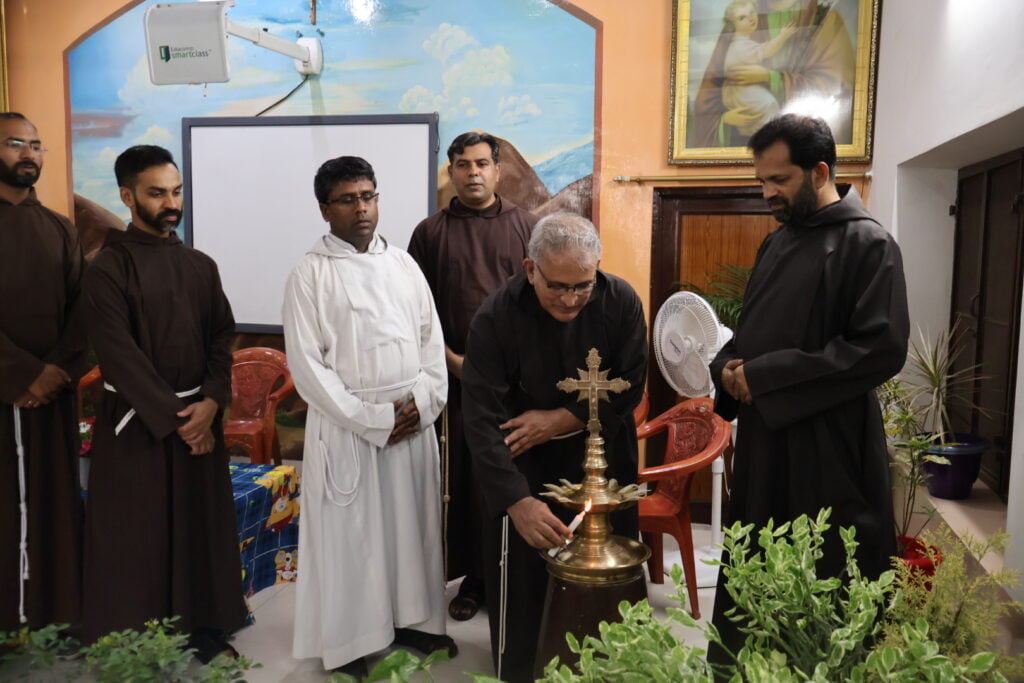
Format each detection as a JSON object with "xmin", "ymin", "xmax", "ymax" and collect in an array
[
  {"xmin": 708, "ymin": 114, "xmax": 909, "ymax": 664},
  {"xmin": 462, "ymin": 211, "xmax": 647, "ymax": 682}
]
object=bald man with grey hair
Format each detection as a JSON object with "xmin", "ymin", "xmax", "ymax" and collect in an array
[{"xmin": 461, "ymin": 211, "xmax": 647, "ymax": 682}]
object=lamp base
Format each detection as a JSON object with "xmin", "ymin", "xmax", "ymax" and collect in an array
[{"xmin": 533, "ymin": 565, "xmax": 647, "ymax": 678}]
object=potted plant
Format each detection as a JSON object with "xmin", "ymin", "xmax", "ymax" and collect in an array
[
  {"xmin": 878, "ymin": 378, "xmax": 946, "ymax": 567},
  {"xmin": 904, "ymin": 324, "xmax": 990, "ymax": 500},
  {"xmin": 677, "ymin": 263, "xmax": 751, "ymax": 329}
]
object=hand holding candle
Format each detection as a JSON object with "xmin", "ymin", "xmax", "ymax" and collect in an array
[{"xmin": 548, "ymin": 499, "xmax": 592, "ymax": 557}]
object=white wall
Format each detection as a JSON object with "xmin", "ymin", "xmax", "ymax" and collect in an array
[{"xmin": 870, "ymin": 0, "xmax": 1024, "ymax": 600}]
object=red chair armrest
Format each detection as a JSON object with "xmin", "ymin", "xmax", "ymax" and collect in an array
[
  {"xmin": 78, "ymin": 365, "xmax": 102, "ymax": 391},
  {"xmin": 637, "ymin": 417, "xmax": 731, "ymax": 483},
  {"xmin": 268, "ymin": 377, "xmax": 296, "ymax": 404}
]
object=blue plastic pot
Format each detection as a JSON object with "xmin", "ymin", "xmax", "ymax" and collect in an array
[{"xmin": 922, "ymin": 433, "xmax": 989, "ymax": 500}]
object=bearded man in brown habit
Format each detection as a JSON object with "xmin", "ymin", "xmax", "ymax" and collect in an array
[{"xmin": 0, "ymin": 112, "xmax": 88, "ymax": 632}]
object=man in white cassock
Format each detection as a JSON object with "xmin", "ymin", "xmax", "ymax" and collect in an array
[{"xmin": 283, "ymin": 156, "xmax": 457, "ymax": 678}]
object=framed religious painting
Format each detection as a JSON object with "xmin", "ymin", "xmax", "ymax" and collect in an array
[{"xmin": 669, "ymin": 0, "xmax": 881, "ymax": 164}]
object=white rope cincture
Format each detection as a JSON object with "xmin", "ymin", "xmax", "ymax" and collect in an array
[
  {"xmin": 440, "ymin": 406, "xmax": 450, "ymax": 578},
  {"xmin": 320, "ymin": 377, "xmax": 417, "ymax": 508},
  {"xmin": 103, "ymin": 382, "xmax": 201, "ymax": 435},
  {"xmin": 13, "ymin": 405, "xmax": 29, "ymax": 624},
  {"xmin": 320, "ymin": 437, "xmax": 361, "ymax": 508},
  {"xmin": 497, "ymin": 514, "xmax": 510, "ymax": 679}
]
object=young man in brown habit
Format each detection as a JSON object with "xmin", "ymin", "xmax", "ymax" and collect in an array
[{"xmin": 81, "ymin": 145, "xmax": 246, "ymax": 661}]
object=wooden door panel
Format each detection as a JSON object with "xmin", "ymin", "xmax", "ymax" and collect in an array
[
  {"xmin": 678, "ymin": 213, "xmax": 775, "ymax": 290},
  {"xmin": 951, "ymin": 150, "xmax": 1024, "ymax": 498},
  {"xmin": 948, "ymin": 174, "xmax": 984, "ymax": 435},
  {"xmin": 979, "ymin": 158, "xmax": 1023, "ymax": 486}
]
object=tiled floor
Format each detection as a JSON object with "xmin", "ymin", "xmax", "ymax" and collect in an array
[{"xmin": 231, "ymin": 529, "xmax": 715, "ymax": 682}]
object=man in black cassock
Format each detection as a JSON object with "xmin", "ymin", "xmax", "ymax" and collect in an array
[
  {"xmin": 0, "ymin": 112, "xmax": 88, "ymax": 632},
  {"xmin": 708, "ymin": 114, "xmax": 909, "ymax": 663},
  {"xmin": 408, "ymin": 131, "xmax": 537, "ymax": 621},
  {"xmin": 81, "ymin": 145, "xmax": 246, "ymax": 660},
  {"xmin": 461, "ymin": 212, "xmax": 647, "ymax": 682}
]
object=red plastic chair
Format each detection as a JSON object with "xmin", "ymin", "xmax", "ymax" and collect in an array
[
  {"xmin": 78, "ymin": 365, "xmax": 103, "ymax": 421},
  {"xmin": 224, "ymin": 348, "xmax": 294, "ymax": 465},
  {"xmin": 636, "ymin": 397, "xmax": 731, "ymax": 618}
]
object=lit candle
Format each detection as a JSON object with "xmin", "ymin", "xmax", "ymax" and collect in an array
[{"xmin": 548, "ymin": 499, "xmax": 592, "ymax": 557}]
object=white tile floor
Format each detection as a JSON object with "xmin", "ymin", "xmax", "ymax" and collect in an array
[{"xmin": 230, "ymin": 528, "xmax": 716, "ymax": 682}]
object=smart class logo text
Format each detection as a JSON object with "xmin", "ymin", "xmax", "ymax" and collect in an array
[{"xmin": 159, "ymin": 45, "xmax": 212, "ymax": 63}]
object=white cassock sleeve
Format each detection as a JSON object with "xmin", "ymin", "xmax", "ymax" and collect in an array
[
  {"xmin": 282, "ymin": 262, "xmax": 394, "ymax": 448},
  {"xmin": 403, "ymin": 256, "xmax": 448, "ymax": 429}
]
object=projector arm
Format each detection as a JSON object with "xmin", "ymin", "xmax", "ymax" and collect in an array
[{"xmin": 225, "ymin": 19, "xmax": 323, "ymax": 75}]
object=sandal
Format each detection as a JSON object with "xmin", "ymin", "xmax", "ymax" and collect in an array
[
  {"xmin": 447, "ymin": 593, "xmax": 482, "ymax": 621},
  {"xmin": 393, "ymin": 628, "xmax": 459, "ymax": 658}
]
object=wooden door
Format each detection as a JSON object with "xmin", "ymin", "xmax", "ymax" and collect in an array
[{"xmin": 949, "ymin": 149, "xmax": 1024, "ymax": 500}]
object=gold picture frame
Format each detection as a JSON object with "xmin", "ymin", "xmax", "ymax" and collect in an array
[
  {"xmin": 669, "ymin": 0, "xmax": 880, "ymax": 164},
  {"xmin": 0, "ymin": 1, "xmax": 8, "ymax": 111}
]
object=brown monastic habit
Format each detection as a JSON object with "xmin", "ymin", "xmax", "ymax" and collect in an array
[
  {"xmin": 408, "ymin": 195, "xmax": 536, "ymax": 582},
  {"xmin": 81, "ymin": 225, "xmax": 247, "ymax": 642},
  {"xmin": 0, "ymin": 189, "xmax": 88, "ymax": 631}
]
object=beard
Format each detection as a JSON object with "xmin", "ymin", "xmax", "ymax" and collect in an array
[
  {"xmin": 767, "ymin": 173, "xmax": 819, "ymax": 225},
  {"xmin": 136, "ymin": 203, "xmax": 182, "ymax": 233},
  {"xmin": 0, "ymin": 158, "xmax": 40, "ymax": 188}
]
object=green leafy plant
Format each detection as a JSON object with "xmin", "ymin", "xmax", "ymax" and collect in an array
[
  {"xmin": 3, "ymin": 617, "xmax": 259, "ymax": 682},
  {"xmin": 904, "ymin": 322, "xmax": 987, "ymax": 446},
  {"xmin": 0, "ymin": 622, "xmax": 78, "ymax": 672},
  {"xmin": 677, "ymin": 263, "xmax": 752, "ymax": 329},
  {"xmin": 712, "ymin": 510, "xmax": 892, "ymax": 679},
  {"xmin": 80, "ymin": 617, "xmax": 196, "ymax": 681},
  {"xmin": 866, "ymin": 618, "xmax": 1002, "ymax": 681},
  {"xmin": 883, "ymin": 527, "xmax": 1024, "ymax": 680},
  {"xmin": 326, "ymin": 648, "xmax": 451, "ymax": 682},
  {"xmin": 540, "ymin": 564, "xmax": 713, "ymax": 682},
  {"xmin": 878, "ymin": 378, "xmax": 950, "ymax": 550},
  {"xmin": 537, "ymin": 509, "xmax": 1003, "ymax": 682}
]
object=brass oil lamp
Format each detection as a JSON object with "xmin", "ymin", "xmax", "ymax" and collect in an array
[{"xmin": 533, "ymin": 348, "xmax": 650, "ymax": 676}]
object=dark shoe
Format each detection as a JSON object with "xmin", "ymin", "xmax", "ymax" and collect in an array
[
  {"xmin": 188, "ymin": 629, "xmax": 239, "ymax": 664},
  {"xmin": 393, "ymin": 628, "xmax": 458, "ymax": 658},
  {"xmin": 333, "ymin": 656, "xmax": 368, "ymax": 679}
]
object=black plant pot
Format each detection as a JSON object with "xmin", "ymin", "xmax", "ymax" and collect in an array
[{"xmin": 922, "ymin": 433, "xmax": 989, "ymax": 500}]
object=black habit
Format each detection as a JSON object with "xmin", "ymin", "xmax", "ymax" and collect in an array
[
  {"xmin": 408, "ymin": 195, "xmax": 536, "ymax": 582},
  {"xmin": 81, "ymin": 226, "xmax": 247, "ymax": 642},
  {"xmin": 0, "ymin": 189, "xmax": 88, "ymax": 631},
  {"xmin": 462, "ymin": 270, "xmax": 647, "ymax": 682},
  {"xmin": 709, "ymin": 188, "xmax": 908, "ymax": 658}
]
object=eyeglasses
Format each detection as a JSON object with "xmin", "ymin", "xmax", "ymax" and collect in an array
[
  {"xmin": 324, "ymin": 192, "xmax": 379, "ymax": 206},
  {"xmin": 535, "ymin": 263, "xmax": 596, "ymax": 295},
  {"xmin": 3, "ymin": 139, "xmax": 47, "ymax": 154}
]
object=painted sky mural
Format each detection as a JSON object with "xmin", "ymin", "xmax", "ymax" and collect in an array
[{"xmin": 68, "ymin": 0, "xmax": 596, "ymax": 223}]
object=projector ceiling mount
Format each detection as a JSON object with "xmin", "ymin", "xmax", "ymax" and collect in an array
[{"xmin": 145, "ymin": 0, "xmax": 323, "ymax": 85}]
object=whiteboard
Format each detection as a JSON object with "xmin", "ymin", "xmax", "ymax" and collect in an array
[{"xmin": 183, "ymin": 114, "xmax": 438, "ymax": 332}]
